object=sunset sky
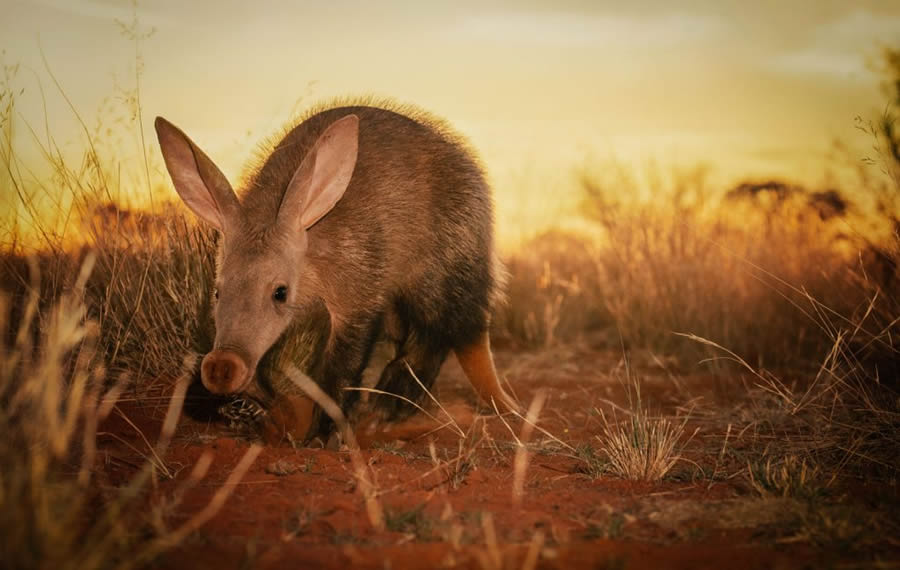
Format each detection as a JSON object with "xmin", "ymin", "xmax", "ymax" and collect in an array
[{"xmin": 4, "ymin": 0, "xmax": 900, "ymax": 245}]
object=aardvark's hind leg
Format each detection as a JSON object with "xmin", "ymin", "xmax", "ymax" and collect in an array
[{"xmin": 455, "ymin": 331, "xmax": 519, "ymax": 414}]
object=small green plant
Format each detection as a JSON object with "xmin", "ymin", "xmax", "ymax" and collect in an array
[
  {"xmin": 574, "ymin": 443, "xmax": 608, "ymax": 479},
  {"xmin": 606, "ymin": 513, "xmax": 626, "ymax": 539},
  {"xmin": 281, "ymin": 505, "xmax": 334, "ymax": 540},
  {"xmin": 582, "ymin": 512, "xmax": 626, "ymax": 540},
  {"xmin": 384, "ymin": 504, "xmax": 433, "ymax": 541},
  {"xmin": 793, "ymin": 504, "xmax": 886, "ymax": 552},
  {"xmin": 372, "ymin": 440, "xmax": 417, "ymax": 460},
  {"xmin": 427, "ymin": 422, "xmax": 484, "ymax": 490}
]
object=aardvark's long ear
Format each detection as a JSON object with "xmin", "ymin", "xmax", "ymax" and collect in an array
[
  {"xmin": 155, "ymin": 117, "xmax": 241, "ymax": 232},
  {"xmin": 277, "ymin": 114, "xmax": 359, "ymax": 230}
]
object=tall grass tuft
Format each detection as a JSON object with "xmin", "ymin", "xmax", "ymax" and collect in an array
[
  {"xmin": 1, "ymin": 44, "xmax": 220, "ymax": 385},
  {"xmin": 0, "ymin": 255, "xmax": 152, "ymax": 570},
  {"xmin": 596, "ymin": 365, "xmax": 694, "ymax": 481},
  {"xmin": 82, "ymin": 204, "xmax": 218, "ymax": 382},
  {"xmin": 748, "ymin": 454, "xmax": 824, "ymax": 500},
  {"xmin": 0, "ymin": 255, "xmax": 263, "ymax": 570},
  {"xmin": 0, "ymin": 46, "xmax": 264, "ymax": 567}
]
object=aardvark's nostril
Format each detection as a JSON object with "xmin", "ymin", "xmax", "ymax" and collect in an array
[
  {"xmin": 220, "ymin": 360, "xmax": 234, "ymax": 383},
  {"xmin": 213, "ymin": 360, "xmax": 228, "ymax": 383}
]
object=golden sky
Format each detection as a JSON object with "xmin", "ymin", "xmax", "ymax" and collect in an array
[{"xmin": 4, "ymin": 0, "xmax": 900, "ymax": 245}]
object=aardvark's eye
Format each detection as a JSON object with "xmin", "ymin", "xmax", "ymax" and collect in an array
[{"xmin": 272, "ymin": 286, "xmax": 288, "ymax": 303}]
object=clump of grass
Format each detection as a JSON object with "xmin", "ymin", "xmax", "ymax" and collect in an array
[
  {"xmin": 2, "ymin": 203, "xmax": 220, "ymax": 389},
  {"xmin": 0, "ymin": 256, "xmax": 264, "ymax": 570},
  {"xmin": 0, "ymin": 257, "xmax": 132, "ymax": 570},
  {"xmin": 596, "ymin": 369, "xmax": 695, "ymax": 481},
  {"xmin": 1, "ymin": 258, "xmax": 164, "ymax": 568},
  {"xmin": 495, "ymin": 160, "xmax": 895, "ymax": 376},
  {"xmin": 1, "ymin": 23, "xmax": 237, "ymax": 388},
  {"xmin": 83, "ymin": 205, "xmax": 219, "ymax": 382},
  {"xmin": 748, "ymin": 454, "xmax": 826, "ymax": 500},
  {"xmin": 599, "ymin": 411, "xmax": 690, "ymax": 482}
]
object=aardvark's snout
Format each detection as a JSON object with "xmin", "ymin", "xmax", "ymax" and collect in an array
[{"xmin": 201, "ymin": 349, "xmax": 250, "ymax": 394}]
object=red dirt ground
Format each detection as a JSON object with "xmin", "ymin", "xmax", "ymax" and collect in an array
[{"xmin": 96, "ymin": 343, "xmax": 897, "ymax": 569}]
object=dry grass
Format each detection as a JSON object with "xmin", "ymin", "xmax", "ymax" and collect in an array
[
  {"xmin": 498, "ymin": 166, "xmax": 888, "ymax": 371},
  {"xmin": 0, "ymin": 256, "xmax": 129, "ymax": 570},
  {"xmin": 588, "ymin": 170, "xmax": 854, "ymax": 366},
  {"xmin": 0, "ymin": 256, "xmax": 260, "ymax": 570},
  {"xmin": 0, "ymin": 41, "xmax": 268, "ymax": 568},
  {"xmin": 686, "ymin": 324, "xmax": 900, "ymax": 479},
  {"xmin": 284, "ymin": 367, "xmax": 385, "ymax": 531},
  {"xmin": 84, "ymin": 208, "xmax": 218, "ymax": 381},
  {"xmin": 497, "ymin": 230, "xmax": 605, "ymax": 347},
  {"xmin": 1, "ymin": 207, "xmax": 224, "ymax": 420},
  {"xmin": 599, "ymin": 411, "xmax": 692, "ymax": 482},
  {"xmin": 595, "ymin": 364, "xmax": 695, "ymax": 481},
  {"xmin": 0, "ymin": 42, "xmax": 222, "ymax": 384}
]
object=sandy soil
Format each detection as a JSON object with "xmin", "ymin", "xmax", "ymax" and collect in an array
[{"xmin": 95, "ymin": 342, "xmax": 898, "ymax": 569}]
